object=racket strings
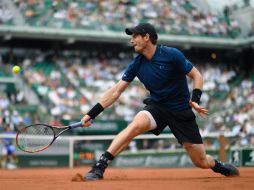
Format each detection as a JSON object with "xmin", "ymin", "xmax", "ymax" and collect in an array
[{"xmin": 17, "ymin": 125, "xmax": 55, "ymax": 152}]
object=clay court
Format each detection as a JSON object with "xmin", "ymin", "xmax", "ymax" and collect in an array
[{"xmin": 0, "ymin": 167, "xmax": 253, "ymax": 190}]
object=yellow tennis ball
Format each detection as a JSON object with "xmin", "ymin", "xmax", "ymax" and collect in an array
[{"xmin": 12, "ymin": 65, "xmax": 21, "ymax": 74}]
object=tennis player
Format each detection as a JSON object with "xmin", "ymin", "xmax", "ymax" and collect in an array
[
  {"xmin": 81, "ymin": 23, "xmax": 239, "ymax": 180},
  {"xmin": 1, "ymin": 126, "xmax": 17, "ymax": 169}
]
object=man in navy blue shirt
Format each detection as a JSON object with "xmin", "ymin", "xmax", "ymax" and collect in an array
[{"xmin": 81, "ymin": 23, "xmax": 239, "ymax": 180}]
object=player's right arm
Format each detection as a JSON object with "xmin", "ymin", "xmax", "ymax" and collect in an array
[
  {"xmin": 81, "ymin": 55, "xmax": 141, "ymax": 127},
  {"xmin": 81, "ymin": 80, "xmax": 129, "ymax": 127},
  {"xmin": 99, "ymin": 80, "xmax": 129, "ymax": 108}
]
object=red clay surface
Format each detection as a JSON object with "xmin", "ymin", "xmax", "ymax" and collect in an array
[{"xmin": 0, "ymin": 167, "xmax": 253, "ymax": 190}]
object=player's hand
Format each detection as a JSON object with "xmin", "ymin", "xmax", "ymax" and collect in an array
[
  {"xmin": 189, "ymin": 101, "xmax": 209, "ymax": 118},
  {"xmin": 81, "ymin": 115, "xmax": 92, "ymax": 128}
]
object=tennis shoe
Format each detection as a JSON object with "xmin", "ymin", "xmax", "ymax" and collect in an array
[
  {"xmin": 212, "ymin": 160, "xmax": 239, "ymax": 177},
  {"xmin": 85, "ymin": 163, "xmax": 106, "ymax": 181},
  {"xmin": 85, "ymin": 167, "xmax": 104, "ymax": 180}
]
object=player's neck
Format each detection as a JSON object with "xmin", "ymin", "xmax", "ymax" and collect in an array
[{"xmin": 142, "ymin": 44, "xmax": 157, "ymax": 60}]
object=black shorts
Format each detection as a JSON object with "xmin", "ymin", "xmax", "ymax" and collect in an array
[{"xmin": 143, "ymin": 104, "xmax": 203, "ymax": 145}]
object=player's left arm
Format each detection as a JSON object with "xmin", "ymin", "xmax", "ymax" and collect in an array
[
  {"xmin": 187, "ymin": 67, "xmax": 209, "ymax": 116},
  {"xmin": 187, "ymin": 66, "xmax": 203, "ymax": 91},
  {"xmin": 171, "ymin": 48, "xmax": 208, "ymax": 116}
]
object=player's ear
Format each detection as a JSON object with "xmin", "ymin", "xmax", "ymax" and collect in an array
[{"xmin": 144, "ymin": 33, "xmax": 150, "ymax": 42}]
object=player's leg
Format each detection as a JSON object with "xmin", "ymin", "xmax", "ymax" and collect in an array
[
  {"xmin": 7, "ymin": 145, "xmax": 18, "ymax": 169},
  {"xmin": 85, "ymin": 111, "xmax": 154, "ymax": 180},
  {"xmin": 183, "ymin": 143, "xmax": 215, "ymax": 168},
  {"xmin": 107, "ymin": 111, "xmax": 156, "ymax": 156},
  {"xmin": 183, "ymin": 143, "xmax": 239, "ymax": 176},
  {"xmin": 168, "ymin": 108, "xmax": 239, "ymax": 177},
  {"xmin": 1, "ymin": 147, "xmax": 8, "ymax": 168}
]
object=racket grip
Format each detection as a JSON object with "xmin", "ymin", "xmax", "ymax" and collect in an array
[{"xmin": 69, "ymin": 121, "xmax": 83, "ymax": 129}]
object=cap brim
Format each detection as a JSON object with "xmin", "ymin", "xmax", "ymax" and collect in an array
[{"xmin": 125, "ymin": 27, "xmax": 139, "ymax": 35}]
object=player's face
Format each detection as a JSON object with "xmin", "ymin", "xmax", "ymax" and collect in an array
[{"xmin": 130, "ymin": 33, "xmax": 147, "ymax": 53}]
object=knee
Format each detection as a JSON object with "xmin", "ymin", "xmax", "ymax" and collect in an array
[
  {"xmin": 129, "ymin": 112, "xmax": 151, "ymax": 135},
  {"xmin": 129, "ymin": 123, "xmax": 146, "ymax": 136}
]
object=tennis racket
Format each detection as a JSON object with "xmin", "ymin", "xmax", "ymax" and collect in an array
[{"xmin": 16, "ymin": 121, "xmax": 83, "ymax": 153}]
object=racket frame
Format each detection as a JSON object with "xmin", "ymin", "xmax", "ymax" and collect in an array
[{"xmin": 16, "ymin": 121, "xmax": 83, "ymax": 153}]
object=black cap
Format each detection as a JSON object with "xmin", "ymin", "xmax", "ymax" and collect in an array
[{"xmin": 125, "ymin": 23, "xmax": 158, "ymax": 40}]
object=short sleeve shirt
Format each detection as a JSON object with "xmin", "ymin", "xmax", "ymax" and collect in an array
[{"xmin": 122, "ymin": 45, "xmax": 193, "ymax": 110}]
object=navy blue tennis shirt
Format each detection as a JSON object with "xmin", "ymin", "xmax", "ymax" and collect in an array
[{"xmin": 122, "ymin": 45, "xmax": 193, "ymax": 111}]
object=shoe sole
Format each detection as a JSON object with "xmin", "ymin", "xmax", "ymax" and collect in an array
[{"xmin": 85, "ymin": 173, "xmax": 103, "ymax": 181}]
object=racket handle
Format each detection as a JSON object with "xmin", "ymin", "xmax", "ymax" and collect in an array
[{"xmin": 69, "ymin": 121, "xmax": 83, "ymax": 129}]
